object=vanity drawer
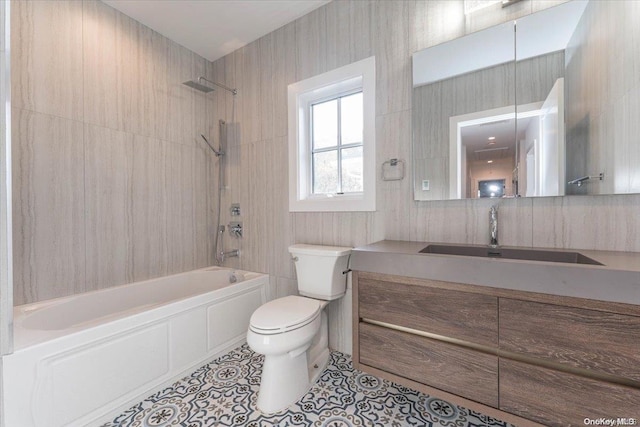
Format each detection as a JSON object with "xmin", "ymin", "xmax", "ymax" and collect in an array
[
  {"xmin": 359, "ymin": 322, "xmax": 499, "ymax": 407},
  {"xmin": 500, "ymin": 298, "xmax": 640, "ymax": 381},
  {"xmin": 358, "ymin": 277, "xmax": 498, "ymax": 346},
  {"xmin": 500, "ymin": 359, "xmax": 640, "ymax": 426}
]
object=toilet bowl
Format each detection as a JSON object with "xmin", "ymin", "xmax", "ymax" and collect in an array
[
  {"xmin": 247, "ymin": 295, "xmax": 329, "ymax": 413},
  {"xmin": 247, "ymin": 244, "xmax": 351, "ymax": 414}
]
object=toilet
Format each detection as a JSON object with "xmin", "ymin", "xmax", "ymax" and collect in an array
[{"xmin": 246, "ymin": 244, "xmax": 351, "ymax": 414}]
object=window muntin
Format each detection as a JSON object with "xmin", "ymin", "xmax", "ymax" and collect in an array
[{"xmin": 310, "ymin": 91, "xmax": 363, "ymax": 195}]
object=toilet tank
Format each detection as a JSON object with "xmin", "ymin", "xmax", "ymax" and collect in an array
[{"xmin": 289, "ymin": 244, "xmax": 352, "ymax": 300}]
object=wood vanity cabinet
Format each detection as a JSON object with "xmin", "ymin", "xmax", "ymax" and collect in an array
[{"xmin": 353, "ymin": 271, "xmax": 640, "ymax": 427}]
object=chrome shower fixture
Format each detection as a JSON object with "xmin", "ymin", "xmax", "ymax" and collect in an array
[
  {"xmin": 201, "ymin": 134, "xmax": 224, "ymax": 157},
  {"xmin": 182, "ymin": 76, "xmax": 238, "ymax": 95}
]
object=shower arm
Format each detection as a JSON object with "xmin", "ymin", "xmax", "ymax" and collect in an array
[{"xmin": 198, "ymin": 76, "xmax": 238, "ymax": 96}]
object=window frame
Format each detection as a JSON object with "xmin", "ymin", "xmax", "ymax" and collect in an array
[{"xmin": 288, "ymin": 56, "xmax": 376, "ymax": 212}]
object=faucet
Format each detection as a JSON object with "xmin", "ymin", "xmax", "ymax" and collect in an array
[
  {"xmin": 489, "ymin": 205, "xmax": 499, "ymax": 248},
  {"xmin": 219, "ymin": 249, "xmax": 239, "ymax": 263}
]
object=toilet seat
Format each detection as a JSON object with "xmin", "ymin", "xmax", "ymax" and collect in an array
[{"xmin": 249, "ymin": 296, "xmax": 321, "ymax": 335}]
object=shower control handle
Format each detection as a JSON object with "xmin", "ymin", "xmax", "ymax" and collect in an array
[{"xmin": 229, "ymin": 221, "xmax": 243, "ymax": 238}]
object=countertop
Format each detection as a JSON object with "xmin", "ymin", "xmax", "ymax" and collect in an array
[{"xmin": 350, "ymin": 240, "xmax": 640, "ymax": 306}]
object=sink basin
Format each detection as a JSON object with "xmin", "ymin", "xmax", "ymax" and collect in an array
[{"xmin": 419, "ymin": 244, "xmax": 603, "ymax": 265}]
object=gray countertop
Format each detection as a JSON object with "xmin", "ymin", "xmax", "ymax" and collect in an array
[{"xmin": 350, "ymin": 240, "xmax": 640, "ymax": 306}]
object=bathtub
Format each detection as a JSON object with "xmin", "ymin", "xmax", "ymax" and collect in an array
[{"xmin": 2, "ymin": 266, "xmax": 268, "ymax": 427}]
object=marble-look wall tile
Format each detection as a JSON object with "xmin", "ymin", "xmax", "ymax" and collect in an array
[
  {"xmin": 324, "ymin": 0, "xmax": 352, "ymax": 70},
  {"xmin": 164, "ymin": 141, "xmax": 196, "ymax": 274},
  {"xmin": 12, "ymin": 109, "xmax": 86, "ymax": 305},
  {"xmin": 84, "ymin": 124, "xmax": 134, "ymax": 291},
  {"xmin": 83, "ymin": 0, "xmax": 119, "ymax": 130},
  {"xmin": 272, "ymin": 22, "xmax": 297, "ymax": 138},
  {"xmin": 132, "ymin": 135, "xmax": 167, "ymax": 281},
  {"xmin": 12, "ymin": 0, "xmax": 83, "ymax": 121},
  {"xmin": 241, "ymin": 41, "xmax": 262, "ymax": 145},
  {"xmin": 371, "ymin": 0, "xmax": 411, "ymax": 116},
  {"xmin": 410, "ymin": 0, "xmax": 465, "ymax": 54},
  {"xmin": 168, "ymin": 40, "xmax": 205, "ymax": 145},
  {"xmin": 348, "ymin": 0, "xmax": 373, "ymax": 63},
  {"xmin": 13, "ymin": 0, "xmax": 215, "ymax": 304},
  {"xmin": 276, "ymin": 276, "xmax": 297, "ymax": 299},
  {"xmin": 532, "ymin": 195, "xmax": 640, "ymax": 252},
  {"xmin": 327, "ymin": 287, "xmax": 352, "ymax": 355}
]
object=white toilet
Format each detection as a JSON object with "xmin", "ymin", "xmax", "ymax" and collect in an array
[{"xmin": 246, "ymin": 244, "xmax": 351, "ymax": 414}]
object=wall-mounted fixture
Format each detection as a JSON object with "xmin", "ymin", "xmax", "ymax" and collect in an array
[
  {"xmin": 229, "ymin": 221, "xmax": 243, "ymax": 238},
  {"xmin": 568, "ymin": 172, "xmax": 604, "ymax": 187},
  {"xmin": 382, "ymin": 158, "xmax": 405, "ymax": 181},
  {"xmin": 230, "ymin": 203, "xmax": 241, "ymax": 216}
]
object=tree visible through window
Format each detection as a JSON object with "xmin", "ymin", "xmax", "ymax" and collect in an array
[{"xmin": 311, "ymin": 91, "xmax": 363, "ymax": 195}]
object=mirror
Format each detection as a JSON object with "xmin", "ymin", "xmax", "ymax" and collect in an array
[{"xmin": 412, "ymin": 0, "xmax": 640, "ymax": 200}]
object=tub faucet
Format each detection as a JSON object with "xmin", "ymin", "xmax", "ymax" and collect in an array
[
  {"xmin": 489, "ymin": 205, "xmax": 499, "ymax": 248},
  {"xmin": 220, "ymin": 249, "xmax": 239, "ymax": 263}
]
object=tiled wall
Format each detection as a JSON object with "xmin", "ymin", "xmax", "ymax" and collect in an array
[
  {"xmin": 206, "ymin": 0, "xmax": 640, "ymax": 354},
  {"xmin": 565, "ymin": 0, "xmax": 640, "ymax": 195},
  {"xmin": 11, "ymin": 0, "xmax": 217, "ymax": 305},
  {"xmin": 1, "ymin": 0, "xmax": 11, "ymax": 362},
  {"xmin": 9, "ymin": 0, "xmax": 640, "ymax": 354}
]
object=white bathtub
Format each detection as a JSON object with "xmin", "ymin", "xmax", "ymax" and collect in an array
[{"xmin": 2, "ymin": 266, "xmax": 268, "ymax": 427}]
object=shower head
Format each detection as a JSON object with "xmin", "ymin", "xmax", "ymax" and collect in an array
[
  {"xmin": 183, "ymin": 76, "xmax": 238, "ymax": 95},
  {"xmin": 183, "ymin": 80, "xmax": 215, "ymax": 93}
]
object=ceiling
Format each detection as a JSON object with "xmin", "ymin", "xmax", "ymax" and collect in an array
[
  {"xmin": 102, "ymin": 0, "xmax": 331, "ymax": 62},
  {"xmin": 462, "ymin": 117, "xmax": 532, "ymax": 162}
]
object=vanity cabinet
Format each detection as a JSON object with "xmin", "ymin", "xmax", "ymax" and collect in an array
[{"xmin": 353, "ymin": 271, "xmax": 640, "ymax": 426}]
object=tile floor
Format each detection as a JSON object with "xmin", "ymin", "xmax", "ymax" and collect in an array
[{"xmin": 102, "ymin": 344, "xmax": 513, "ymax": 427}]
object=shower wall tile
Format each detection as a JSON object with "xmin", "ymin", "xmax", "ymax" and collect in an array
[
  {"xmin": 241, "ymin": 41, "xmax": 262, "ymax": 145},
  {"xmin": 164, "ymin": 141, "xmax": 196, "ymax": 275},
  {"xmin": 259, "ymin": 34, "xmax": 275, "ymax": 142},
  {"xmin": 193, "ymin": 138, "xmax": 214, "ymax": 269},
  {"xmin": 84, "ymin": 124, "xmax": 134, "ymax": 291},
  {"xmin": 83, "ymin": 0, "xmax": 120, "ymax": 131},
  {"xmin": 11, "ymin": 109, "xmax": 86, "ymax": 305},
  {"xmin": 132, "ymin": 135, "xmax": 167, "ymax": 282},
  {"xmin": 11, "ymin": 0, "xmax": 83, "ymax": 121},
  {"xmin": 168, "ymin": 40, "xmax": 202, "ymax": 145},
  {"xmin": 14, "ymin": 0, "xmax": 215, "ymax": 303}
]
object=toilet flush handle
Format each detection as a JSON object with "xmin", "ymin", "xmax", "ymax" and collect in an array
[{"xmin": 292, "ymin": 256, "xmax": 298, "ymax": 262}]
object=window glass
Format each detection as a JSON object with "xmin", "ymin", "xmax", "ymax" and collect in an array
[
  {"xmin": 312, "ymin": 99, "xmax": 338, "ymax": 150},
  {"xmin": 313, "ymin": 150, "xmax": 339, "ymax": 194},
  {"xmin": 341, "ymin": 92, "xmax": 363, "ymax": 145},
  {"xmin": 341, "ymin": 146, "xmax": 363, "ymax": 192}
]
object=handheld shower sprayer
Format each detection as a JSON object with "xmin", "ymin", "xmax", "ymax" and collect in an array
[{"xmin": 201, "ymin": 134, "xmax": 224, "ymax": 157}]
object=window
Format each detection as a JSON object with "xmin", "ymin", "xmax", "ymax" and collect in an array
[
  {"xmin": 311, "ymin": 91, "xmax": 363, "ymax": 195},
  {"xmin": 288, "ymin": 56, "xmax": 375, "ymax": 212}
]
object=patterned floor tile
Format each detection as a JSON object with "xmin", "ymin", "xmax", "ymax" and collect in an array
[{"xmin": 102, "ymin": 345, "xmax": 513, "ymax": 427}]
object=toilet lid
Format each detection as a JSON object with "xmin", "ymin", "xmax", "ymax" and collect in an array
[{"xmin": 250, "ymin": 296, "xmax": 321, "ymax": 335}]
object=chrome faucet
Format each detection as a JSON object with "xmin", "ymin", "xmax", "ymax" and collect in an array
[{"xmin": 489, "ymin": 205, "xmax": 499, "ymax": 248}]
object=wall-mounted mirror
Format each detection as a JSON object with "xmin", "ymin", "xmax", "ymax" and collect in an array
[{"xmin": 412, "ymin": 0, "xmax": 640, "ymax": 200}]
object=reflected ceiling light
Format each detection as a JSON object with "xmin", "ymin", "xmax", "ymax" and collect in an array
[
  {"xmin": 487, "ymin": 160, "xmax": 494, "ymax": 164},
  {"xmin": 488, "ymin": 136, "xmax": 496, "ymax": 140}
]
